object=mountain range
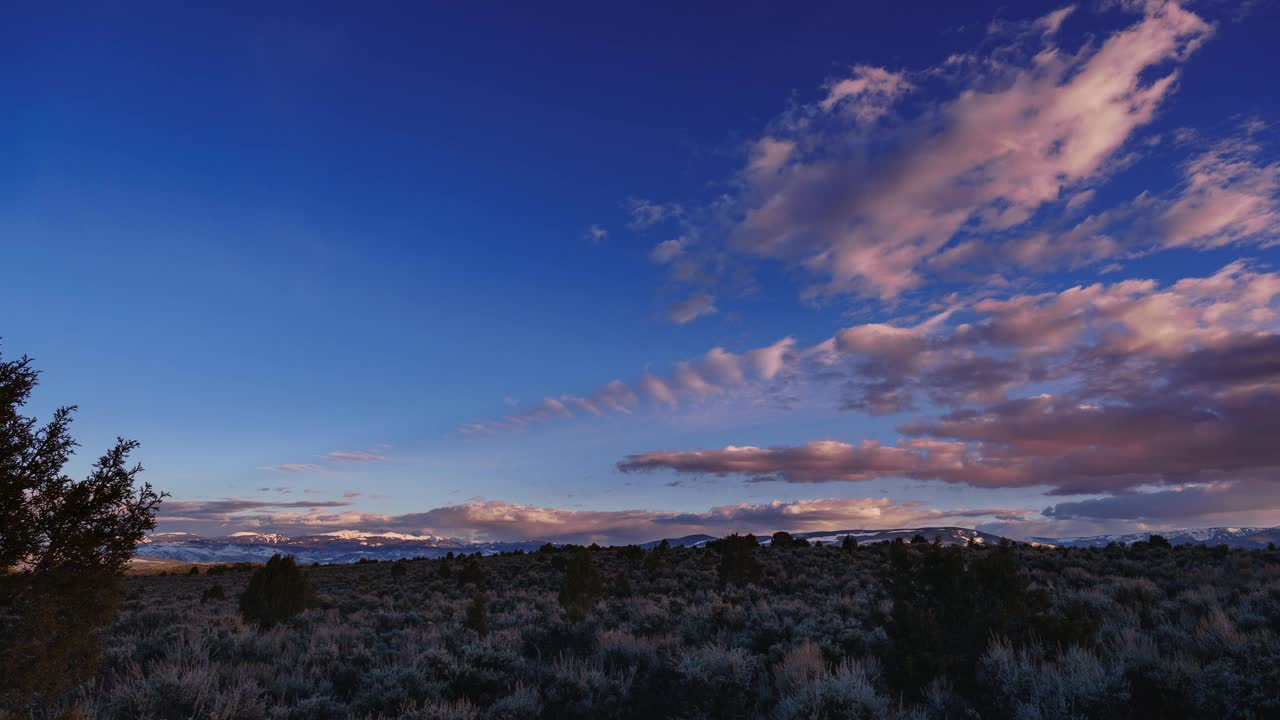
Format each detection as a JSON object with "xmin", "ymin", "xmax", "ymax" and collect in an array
[
  {"xmin": 135, "ymin": 525, "xmax": 1280, "ymax": 565},
  {"xmin": 1026, "ymin": 526, "xmax": 1280, "ymax": 549}
]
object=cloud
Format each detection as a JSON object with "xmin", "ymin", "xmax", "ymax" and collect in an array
[
  {"xmin": 585, "ymin": 224, "xmax": 608, "ymax": 243},
  {"xmin": 1042, "ymin": 478, "xmax": 1280, "ymax": 522},
  {"xmin": 323, "ymin": 450, "xmax": 392, "ymax": 464},
  {"xmin": 615, "ymin": 258, "xmax": 1280, "ymax": 505},
  {"xmin": 725, "ymin": 2, "xmax": 1212, "ymax": 299},
  {"xmin": 818, "ymin": 65, "xmax": 913, "ymax": 122},
  {"xmin": 626, "ymin": 198, "xmax": 683, "ymax": 228},
  {"xmin": 467, "ymin": 261, "xmax": 1280, "ymax": 439},
  {"xmin": 156, "ymin": 498, "xmax": 355, "ymax": 528},
  {"xmin": 259, "ymin": 463, "xmax": 326, "ymax": 473},
  {"xmin": 667, "ymin": 291, "xmax": 717, "ymax": 324},
  {"xmin": 1157, "ymin": 135, "xmax": 1280, "ymax": 249},
  {"xmin": 261, "ymin": 446, "xmax": 394, "ymax": 473},
  {"xmin": 155, "ymin": 496, "xmax": 1028, "ymax": 545},
  {"xmin": 650, "ymin": 237, "xmax": 689, "ymax": 264},
  {"xmin": 461, "ymin": 338, "xmax": 796, "ymax": 433}
]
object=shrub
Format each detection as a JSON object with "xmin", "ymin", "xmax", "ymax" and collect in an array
[
  {"xmin": 773, "ymin": 659, "xmax": 893, "ymax": 720},
  {"xmin": 239, "ymin": 554, "xmax": 317, "ymax": 629},
  {"xmin": 200, "ymin": 583, "xmax": 226, "ymax": 603}
]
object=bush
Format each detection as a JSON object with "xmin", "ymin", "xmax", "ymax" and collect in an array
[
  {"xmin": 239, "ymin": 554, "xmax": 317, "ymax": 629},
  {"xmin": 200, "ymin": 583, "xmax": 226, "ymax": 603}
]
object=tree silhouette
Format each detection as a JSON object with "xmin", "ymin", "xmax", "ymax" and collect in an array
[
  {"xmin": 712, "ymin": 533, "xmax": 763, "ymax": 586},
  {"xmin": 239, "ymin": 554, "xmax": 318, "ymax": 629},
  {"xmin": 465, "ymin": 592, "xmax": 489, "ymax": 637},
  {"xmin": 0, "ymin": 350, "xmax": 164, "ymax": 709},
  {"xmin": 559, "ymin": 548, "xmax": 605, "ymax": 622}
]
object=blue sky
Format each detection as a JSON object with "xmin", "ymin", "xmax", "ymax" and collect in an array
[{"xmin": 4, "ymin": 1, "xmax": 1280, "ymax": 543}]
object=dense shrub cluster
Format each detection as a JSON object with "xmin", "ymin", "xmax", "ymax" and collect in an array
[{"xmin": 21, "ymin": 540, "xmax": 1280, "ymax": 719}]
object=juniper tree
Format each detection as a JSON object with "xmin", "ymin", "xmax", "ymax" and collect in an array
[
  {"xmin": 558, "ymin": 548, "xmax": 605, "ymax": 622},
  {"xmin": 712, "ymin": 533, "xmax": 763, "ymax": 586},
  {"xmin": 0, "ymin": 350, "xmax": 164, "ymax": 709},
  {"xmin": 465, "ymin": 592, "xmax": 488, "ymax": 637},
  {"xmin": 239, "ymin": 554, "xmax": 317, "ymax": 629}
]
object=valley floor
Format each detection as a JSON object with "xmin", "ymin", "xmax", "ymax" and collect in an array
[{"xmin": 41, "ymin": 540, "xmax": 1280, "ymax": 719}]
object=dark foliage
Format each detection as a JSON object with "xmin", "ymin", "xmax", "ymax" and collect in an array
[
  {"xmin": 0, "ymin": 350, "xmax": 163, "ymax": 711},
  {"xmin": 883, "ymin": 538, "xmax": 1051, "ymax": 698},
  {"xmin": 465, "ymin": 592, "xmax": 489, "ymax": 638},
  {"xmin": 712, "ymin": 533, "xmax": 764, "ymax": 586},
  {"xmin": 558, "ymin": 548, "xmax": 605, "ymax": 623},
  {"xmin": 238, "ymin": 554, "xmax": 317, "ymax": 629},
  {"xmin": 22, "ymin": 533, "xmax": 1280, "ymax": 719},
  {"xmin": 200, "ymin": 583, "xmax": 225, "ymax": 603}
]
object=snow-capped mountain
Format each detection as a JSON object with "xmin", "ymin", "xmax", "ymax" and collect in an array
[
  {"xmin": 785, "ymin": 526, "xmax": 1010, "ymax": 546},
  {"xmin": 641, "ymin": 527, "xmax": 1012, "ymax": 549},
  {"xmin": 135, "ymin": 530, "xmax": 544, "ymax": 565},
  {"xmin": 136, "ymin": 524, "xmax": 1280, "ymax": 566},
  {"xmin": 1028, "ymin": 526, "xmax": 1280, "ymax": 549}
]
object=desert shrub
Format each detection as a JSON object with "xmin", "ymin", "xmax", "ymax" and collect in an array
[
  {"xmin": 772, "ymin": 659, "xmax": 894, "ymax": 720},
  {"xmin": 201, "ymin": 583, "xmax": 226, "ymax": 603},
  {"xmin": 239, "ymin": 554, "xmax": 317, "ymax": 629},
  {"xmin": 980, "ymin": 640, "xmax": 1118, "ymax": 719},
  {"xmin": 538, "ymin": 656, "xmax": 631, "ymax": 720},
  {"xmin": 672, "ymin": 643, "xmax": 761, "ymax": 718},
  {"xmin": 483, "ymin": 685, "xmax": 541, "ymax": 720},
  {"xmin": 32, "ymin": 527, "xmax": 1280, "ymax": 719},
  {"xmin": 348, "ymin": 665, "xmax": 441, "ymax": 717},
  {"xmin": 392, "ymin": 561, "xmax": 409, "ymax": 579}
]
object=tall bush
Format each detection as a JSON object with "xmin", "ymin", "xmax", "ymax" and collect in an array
[{"xmin": 238, "ymin": 554, "xmax": 317, "ymax": 628}]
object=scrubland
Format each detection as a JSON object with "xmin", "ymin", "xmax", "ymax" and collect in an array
[{"xmin": 33, "ymin": 538, "xmax": 1280, "ymax": 719}]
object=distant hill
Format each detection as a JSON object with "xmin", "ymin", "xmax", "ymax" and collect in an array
[
  {"xmin": 136, "ymin": 524, "xmax": 1280, "ymax": 565},
  {"xmin": 639, "ymin": 527, "xmax": 1013, "ymax": 548},
  {"xmin": 1028, "ymin": 526, "xmax": 1280, "ymax": 549},
  {"xmin": 137, "ymin": 531, "xmax": 545, "ymax": 564}
]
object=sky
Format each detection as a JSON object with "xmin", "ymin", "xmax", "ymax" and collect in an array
[{"xmin": 3, "ymin": 0, "xmax": 1280, "ymax": 544}]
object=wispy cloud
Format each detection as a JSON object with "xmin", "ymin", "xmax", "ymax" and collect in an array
[
  {"xmin": 323, "ymin": 450, "xmax": 392, "ymax": 464},
  {"xmin": 585, "ymin": 224, "xmax": 608, "ymax": 243},
  {"xmin": 645, "ymin": 2, "xmax": 1258, "ymax": 305},
  {"xmin": 667, "ymin": 291, "xmax": 717, "ymax": 324},
  {"xmin": 260, "ymin": 445, "xmax": 394, "ymax": 473},
  {"xmin": 259, "ymin": 463, "xmax": 326, "ymax": 473}
]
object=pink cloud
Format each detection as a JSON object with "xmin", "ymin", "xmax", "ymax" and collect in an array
[
  {"xmin": 667, "ymin": 291, "xmax": 717, "ymax": 324},
  {"xmin": 259, "ymin": 463, "xmax": 327, "ymax": 473},
  {"xmin": 466, "ymin": 262, "xmax": 1280, "ymax": 432},
  {"xmin": 729, "ymin": 2, "xmax": 1212, "ymax": 298},
  {"xmin": 323, "ymin": 450, "xmax": 392, "ymax": 464},
  {"xmin": 155, "ymin": 496, "xmax": 1029, "ymax": 545}
]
